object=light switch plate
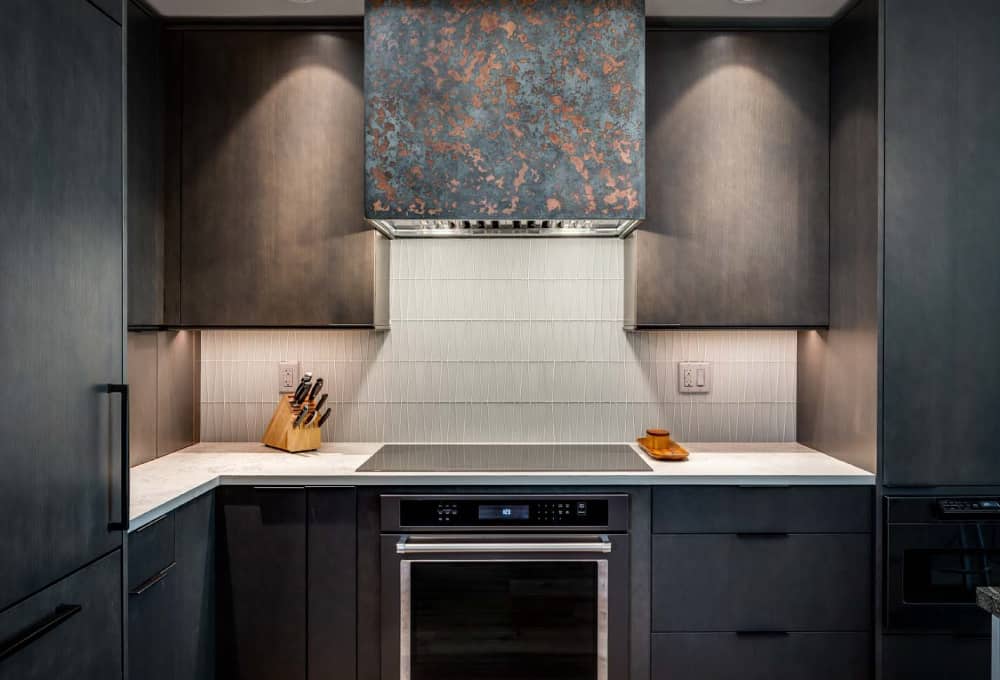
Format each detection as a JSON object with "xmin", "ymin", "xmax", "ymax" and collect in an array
[
  {"xmin": 278, "ymin": 361, "xmax": 299, "ymax": 393},
  {"xmin": 678, "ymin": 362, "xmax": 712, "ymax": 394}
]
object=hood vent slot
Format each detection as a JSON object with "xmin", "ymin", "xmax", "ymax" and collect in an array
[
  {"xmin": 364, "ymin": 0, "xmax": 646, "ymax": 238},
  {"xmin": 369, "ymin": 218, "xmax": 640, "ymax": 238}
]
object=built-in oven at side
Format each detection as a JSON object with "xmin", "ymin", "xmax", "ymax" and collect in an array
[
  {"xmin": 886, "ymin": 496, "xmax": 1000, "ymax": 635},
  {"xmin": 379, "ymin": 494, "xmax": 630, "ymax": 680}
]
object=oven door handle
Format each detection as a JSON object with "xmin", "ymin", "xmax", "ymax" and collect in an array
[{"xmin": 396, "ymin": 535, "xmax": 612, "ymax": 555}]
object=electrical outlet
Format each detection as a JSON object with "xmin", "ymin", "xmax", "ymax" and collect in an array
[
  {"xmin": 678, "ymin": 362, "xmax": 712, "ymax": 394},
  {"xmin": 278, "ymin": 361, "xmax": 299, "ymax": 393}
]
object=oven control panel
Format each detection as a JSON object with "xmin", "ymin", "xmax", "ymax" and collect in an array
[
  {"xmin": 939, "ymin": 499, "xmax": 1000, "ymax": 516},
  {"xmin": 399, "ymin": 498, "xmax": 610, "ymax": 527}
]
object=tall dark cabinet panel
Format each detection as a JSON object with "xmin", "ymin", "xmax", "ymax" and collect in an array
[
  {"xmin": 217, "ymin": 487, "xmax": 307, "ymax": 680},
  {"xmin": 882, "ymin": 0, "xmax": 1000, "ymax": 486},
  {"xmin": 0, "ymin": 0, "xmax": 124, "ymax": 620},
  {"xmin": 177, "ymin": 30, "xmax": 388, "ymax": 328},
  {"xmin": 175, "ymin": 492, "xmax": 216, "ymax": 680},
  {"xmin": 308, "ymin": 488, "xmax": 358, "ymax": 680},
  {"xmin": 626, "ymin": 31, "xmax": 829, "ymax": 328},
  {"xmin": 127, "ymin": 0, "xmax": 166, "ymax": 327}
]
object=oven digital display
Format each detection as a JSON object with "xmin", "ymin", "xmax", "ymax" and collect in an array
[{"xmin": 478, "ymin": 504, "xmax": 530, "ymax": 520}]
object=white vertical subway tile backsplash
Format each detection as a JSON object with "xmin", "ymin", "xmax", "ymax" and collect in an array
[{"xmin": 200, "ymin": 239, "xmax": 797, "ymax": 443}]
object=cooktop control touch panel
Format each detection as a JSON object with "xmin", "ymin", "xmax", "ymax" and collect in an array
[
  {"xmin": 938, "ymin": 499, "xmax": 1000, "ymax": 517},
  {"xmin": 398, "ymin": 497, "xmax": 611, "ymax": 528}
]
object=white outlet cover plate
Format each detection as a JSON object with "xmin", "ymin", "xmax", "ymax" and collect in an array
[
  {"xmin": 278, "ymin": 361, "xmax": 300, "ymax": 393},
  {"xmin": 678, "ymin": 362, "xmax": 712, "ymax": 394}
]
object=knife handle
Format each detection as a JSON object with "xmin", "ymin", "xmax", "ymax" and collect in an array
[
  {"xmin": 316, "ymin": 408, "xmax": 332, "ymax": 428},
  {"xmin": 107, "ymin": 384, "xmax": 129, "ymax": 531},
  {"xmin": 309, "ymin": 378, "xmax": 324, "ymax": 402}
]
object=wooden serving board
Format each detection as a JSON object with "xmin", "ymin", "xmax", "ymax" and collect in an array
[{"xmin": 637, "ymin": 436, "xmax": 689, "ymax": 461}]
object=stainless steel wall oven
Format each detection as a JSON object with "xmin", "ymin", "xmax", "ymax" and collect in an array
[{"xmin": 380, "ymin": 494, "xmax": 630, "ymax": 680}]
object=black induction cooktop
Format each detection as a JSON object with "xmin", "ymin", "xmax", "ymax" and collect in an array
[{"xmin": 356, "ymin": 444, "xmax": 652, "ymax": 473}]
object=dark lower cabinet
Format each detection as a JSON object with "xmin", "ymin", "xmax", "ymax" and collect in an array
[
  {"xmin": 128, "ymin": 493, "xmax": 215, "ymax": 680},
  {"xmin": 217, "ymin": 487, "xmax": 307, "ymax": 680},
  {"xmin": 652, "ymin": 533, "xmax": 871, "ymax": 632},
  {"xmin": 653, "ymin": 632, "xmax": 871, "ymax": 680},
  {"xmin": 882, "ymin": 635, "xmax": 989, "ymax": 680},
  {"xmin": 307, "ymin": 488, "xmax": 358, "ymax": 680},
  {"xmin": 0, "ymin": 549, "xmax": 123, "ymax": 680},
  {"xmin": 215, "ymin": 486, "xmax": 358, "ymax": 680}
]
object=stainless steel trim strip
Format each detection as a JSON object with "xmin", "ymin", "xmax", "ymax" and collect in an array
[{"xmin": 396, "ymin": 535, "xmax": 612, "ymax": 555}]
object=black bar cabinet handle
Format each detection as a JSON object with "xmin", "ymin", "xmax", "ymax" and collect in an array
[
  {"xmin": 129, "ymin": 562, "xmax": 176, "ymax": 597},
  {"xmin": 0, "ymin": 604, "xmax": 82, "ymax": 662},
  {"xmin": 107, "ymin": 384, "xmax": 129, "ymax": 531}
]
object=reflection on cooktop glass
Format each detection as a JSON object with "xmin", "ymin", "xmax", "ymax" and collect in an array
[{"xmin": 356, "ymin": 444, "xmax": 652, "ymax": 473}]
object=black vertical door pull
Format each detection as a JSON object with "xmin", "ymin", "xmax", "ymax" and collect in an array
[{"xmin": 107, "ymin": 384, "xmax": 129, "ymax": 531}]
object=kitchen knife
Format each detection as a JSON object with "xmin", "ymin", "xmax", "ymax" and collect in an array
[
  {"xmin": 314, "ymin": 393, "xmax": 328, "ymax": 413},
  {"xmin": 308, "ymin": 378, "xmax": 324, "ymax": 402},
  {"xmin": 292, "ymin": 406, "xmax": 310, "ymax": 428},
  {"xmin": 316, "ymin": 408, "xmax": 332, "ymax": 428},
  {"xmin": 292, "ymin": 381, "xmax": 310, "ymax": 405},
  {"xmin": 303, "ymin": 409, "xmax": 317, "ymax": 427}
]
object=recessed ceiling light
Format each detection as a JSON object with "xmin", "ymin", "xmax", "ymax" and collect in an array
[
  {"xmin": 731, "ymin": 0, "xmax": 764, "ymax": 4},
  {"xmin": 287, "ymin": 0, "xmax": 317, "ymax": 4}
]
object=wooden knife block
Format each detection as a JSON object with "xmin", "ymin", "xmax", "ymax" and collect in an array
[{"xmin": 262, "ymin": 395, "xmax": 322, "ymax": 453}]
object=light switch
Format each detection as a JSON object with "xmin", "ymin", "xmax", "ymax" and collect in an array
[{"xmin": 679, "ymin": 362, "xmax": 711, "ymax": 394}]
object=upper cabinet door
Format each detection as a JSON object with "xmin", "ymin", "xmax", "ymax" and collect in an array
[
  {"xmin": 178, "ymin": 30, "xmax": 385, "ymax": 328},
  {"xmin": 628, "ymin": 31, "xmax": 829, "ymax": 329},
  {"xmin": 0, "ymin": 0, "xmax": 123, "ymax": 610},
  {"xmin": 882, "ymin": 0, "xmax": 1000, "ymax": 486}
]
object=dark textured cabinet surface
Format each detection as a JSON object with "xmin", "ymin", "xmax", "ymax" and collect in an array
[
  {"xmin": 652, "ymin": 533, "xmax": 872, "ymax": 632},
  {"xmin": 653, "ymin": 632, "xmax": 871, "ymax": 680},
  {"xmin": 882, "ymin": 634, "xmax": 989, "ymax": 680},
  {"xmin": 127, "ymin": 0, "xmax": 166, "ymax": 327},
  {"xmin": 0, "ymin": 0, "xmax": 123, "ymax": 611},
  {"xmin": 128, "ymin": 493, "xmax": 215, "ymax": 680},
  {"xmin": 217, "ymin": 487, "xmax": 307, "ymax": 680},
  {"xmin": 628, "ymin": 30, "xmax": 829, "ymax": 328},
  {"xmin": 307, "ymin": 488, "xmax": 357, "ymax": 680},
  {"xmin": 178, "ymin": 30, "xmax": 386, "ymax": 328},
  {"xmin": 0, "ymin": 550, "xmax": 123, "ymax": 680},
  {"xmin": 882, "ymin": 0, "xmax": 1000, "ymax": 486},
  {"xmin": 652, "ymin": 486, "xmax": 873, "ymax": 534}
]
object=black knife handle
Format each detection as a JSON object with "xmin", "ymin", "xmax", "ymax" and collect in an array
[
  {"xmin": 107, "ymin": 384, "xmax": 129, "ymax": 531},
  {"xmin": 315, "ymin": 393, "xmax": 328, "ymax": 413},
  {"xmin": 293, "ymin": 382, "xmax": 309, "ymax": 405},
  {"xmin": 0, "ymin": 604, "xmax": 82, "ymax": 662},
  {"xmin": 293, "ymin": 407, "xmax": 309, "ymax": 428},
  {"xmin": 316, "ymin": 408, "xmax": 332, "ymax": 428},
  {"xmin": 303, "ymin": 409, "xmax": 317, "ymax": 427},
  {"xmin": 309, "ymin": 378, "xmax": 324, "ymax": 401}
]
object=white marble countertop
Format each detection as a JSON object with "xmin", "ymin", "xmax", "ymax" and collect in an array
[{"xmin": 128, "ymin": 441, "xmax": 874, "ymax": 530}]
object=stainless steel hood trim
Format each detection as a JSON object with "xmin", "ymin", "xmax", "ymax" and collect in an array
[{"xmin": 368, "ymin": 218, "xmax": 641, "ymax": 239}]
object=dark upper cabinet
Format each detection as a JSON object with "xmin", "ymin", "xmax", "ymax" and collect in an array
[
  {"xmin": 882, "ymin": 0, "xmax": 1000, "ymax": 486},
  {"xmin": 217, "ymin": 487, "xmax": 307, "ymax": 680},
  {"xmin": 127, "ymin": 0, "xmax": 166, "ymax": 327},
  {"xmin": 0, "ymin": 0, "xmax": 124, "ymax": 611},
  {"xmin": 626, "ymin": 31, "xmax": 829, "ymax": 329},
  {"xmin": 176, "ymin": 30, "xmax": 388, "ymax": 328}
]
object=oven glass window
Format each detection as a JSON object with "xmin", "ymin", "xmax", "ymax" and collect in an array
[
  {"xmin": 904, "ymin": 548, "xmax": 1000, "ymax": 603},
  {"xmin": 409, "ymin": 562, "xmax": 598, "ymax": 680}
]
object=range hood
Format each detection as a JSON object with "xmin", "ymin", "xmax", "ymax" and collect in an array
[{"xmin": 364, "ymin": 0, "xmax": 646, "ymax": 238}]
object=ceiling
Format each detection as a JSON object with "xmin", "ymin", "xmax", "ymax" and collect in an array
[{"xmin": 146, "ymin": 0, "xmax": 855, "ymax": 19}]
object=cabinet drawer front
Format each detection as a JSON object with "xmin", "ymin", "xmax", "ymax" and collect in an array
[
  {"xmin": 652, "ymin": 534, "xmax": 871, "ymax": 632},
  {"xmin": 0, "ymin": 550, "xmax": 122, "ymax": 680},
  {"xmin": 128, "ymin": 512, "xmax": 175, "ymax": 591},
  {"xmin": 653, "ymin": 486, "xmax": 872, "ymax": 533},
  {"xmin": 652, "ymin": 632, "xmax": 871, "ymax": 680},
  {"xmin": 882, "ymin": 634, "xmax": 989, "ymax": 680},
  {"xmin": 128, "ymin": 569, "xmax": 176, "ymax": 680}
]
